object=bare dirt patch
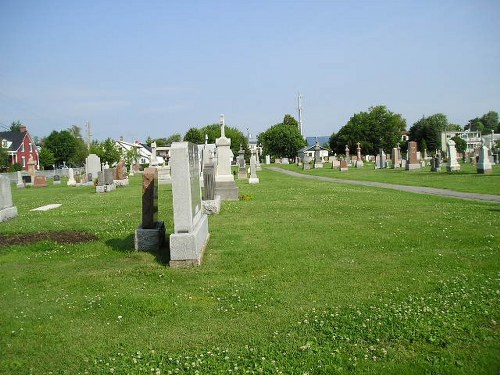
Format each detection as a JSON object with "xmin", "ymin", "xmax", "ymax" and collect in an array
[{"xmin": 0, "ymin": 231, "xmax": 99, "ymax": 247}]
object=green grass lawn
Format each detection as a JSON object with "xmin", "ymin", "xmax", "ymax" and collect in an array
[
  {"xmin": 0, "ymin": 171, "xmax": 499, "ymax": 374},
  {"xmin": 276, "ymin": 161, "xmax": 500, "ymax": 195}
]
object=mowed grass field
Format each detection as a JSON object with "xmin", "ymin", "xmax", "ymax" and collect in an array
[
  {"xmin": 0, "ymin": 168, "xmax": 499, "ymax": 374},
  {"xmin": 278, "ymin": 161, "xmax": 500, "ymax": 195}
]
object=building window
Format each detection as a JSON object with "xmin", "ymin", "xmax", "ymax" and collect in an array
[
  {"xmin": 29, "ymin": 143, "xmax": 33, "ymax": 152},
  {"xmin": 21, "ymin": 143, "xmax": 25, "ymax": 152},
  {"xmin": 22, "ymin": 156, "xmax": 26, "ymax": 167}
]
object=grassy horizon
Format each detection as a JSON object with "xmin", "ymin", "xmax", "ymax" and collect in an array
[
  {"xmin": 274, "ymin": 161, "xmax": 500, "ymax": 195},
  {"xmin": 0, "ymin": 171, "xmax": 499, "ymax": 374}
]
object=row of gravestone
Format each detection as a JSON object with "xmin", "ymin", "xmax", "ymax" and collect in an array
[{"xmin": 134, "ymin": 118, "xmax": 259, "ymax": 267}]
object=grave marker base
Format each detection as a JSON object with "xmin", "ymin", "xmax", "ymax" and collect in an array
[
  {"xmin": 169, "ymin": 214, "xmax": 209, "ymax": 267},
  {"xmin": 134, "ymin": 221, "xmax": 166, "ymax": 251}
]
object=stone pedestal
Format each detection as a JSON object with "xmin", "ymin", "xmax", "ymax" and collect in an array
[
  {"xmin": 215, "ymin": 116, "xmax": 239, "ymax": 200},
  {"xmin": 135, "ymin": 221, "xmax": 166, "ymax": 251},
  {"xmin": 67, "ymin": 168, "xmax": 77, "ymax": 186}
]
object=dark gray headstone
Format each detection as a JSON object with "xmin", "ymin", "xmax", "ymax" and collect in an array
[{"xmin": 203, "ymin": 163, "xmax": 216, "ymax": 200}]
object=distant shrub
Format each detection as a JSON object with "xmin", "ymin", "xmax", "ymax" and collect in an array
[{"xmin": 8, "ymin": 163, "xmax": 23, "ymax": 172}]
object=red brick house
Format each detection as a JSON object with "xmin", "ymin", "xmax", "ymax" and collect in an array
[{"xmin": 0, "ymin": 126, "xmax": 39, "ymax": 171}]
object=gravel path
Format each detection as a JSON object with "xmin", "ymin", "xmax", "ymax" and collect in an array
[{"xmin": 268, "ymin": 167, "xmax": 500, "ymax": 204}]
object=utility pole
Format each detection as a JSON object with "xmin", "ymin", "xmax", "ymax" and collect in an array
[
  {"xmin": 86, "ymin": 121, "xmax": 92, "ymax": 149},
  {"xmin": 297, "ymin": 93, "xmax": 304, "ymax": 136}
]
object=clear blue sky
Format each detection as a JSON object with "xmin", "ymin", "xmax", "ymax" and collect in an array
[{"xmin": 1, "ymin": 0, "xmax": 499, "ymax": 142}]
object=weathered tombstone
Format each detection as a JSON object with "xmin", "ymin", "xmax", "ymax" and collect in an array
[
  {"xmin": 406, "ymin": 141, "xmax": 421, "ymax": 170},
  {"xmin": 377, "ymin": 149, "xmax": 386, "ymax": 169},
  {"xmin": 85, "ymin": 154, "xmax": 101, "ymax": 181},
  {"xmin": 274, "ymin": 158, "xmax": 281, "ymax": 164},
  {"xmin": 22, "ymin": 175, "xmax": 32, "ymax": 185},
  {"xmin": 16, "ymin": 171, "xmax": 24, "ymax": 188},
  {"xmin": 96, "ymin": 171, "xmax": 104, "ymax": 186},
  {"xmin": 134, "ymin": 167, "xmax": 165, "ymax": 251},
  {"xmin": 104, "ymin": 168, "xmax": 115, "ymax": 185},
  {"xmin": 430, "ymin": 155, "xmax": 441, "ymax": 172},
  {"xmin": 265, "ymin": 155, "xmax": 270, "ymax": 164},
  {"xmin": 249, "ymin": 151, "xmax": 259, "ymax": 184},
  {"xmin": 391, "ymin": 148, "xmax": 399, "ymax": 169},
  {"xmin": 256, "ymin": 148, "xmax": 262, "ymax": 171},
  {"xmin": 202, "ymin": 158, "xmax": 220, "ymax": 215},
  {"xmin": 169, "ymin": 142, "xmax": 210, "ymax": 267},
  {"xmin": 345, "ymin": 144, "xmax": 350, "ymax": 162},
  {"xmin": 114, "ymin": 160, "xmax": 129, "ymax": 186},
  {"xmin": 0, "ymin": 176, "xmax": 18, "ymax": 222},
  {"xmin": 238, "ymin": 146, "xmax": 247, "ymax": 179},
  {"xmin": 332, "ymin": 159, "xmax": 340, "ymax": 169},
  {"xmin": 27, "ymin": 157, "xmax": 36, "ymax": 179},
  {"xmin": 340, "ymin": 159, "xmax": 348, "ymax": 172},
  {"xmin": 33, "ymin": 176, "xmax": 48, "ymax": 188},
  {"xmin": 356, "ymin": 142, "xmax": 362, "ymax": 161},
  {"xmin": 314, "ymin": 141, "xmax": 323, "ymax": 168},
  {"xmin": 215, "ymin": 114, "xmax": 239, "ymax": 200},
  {"xmin": 53, "ymin": 174, "xmax": 61, "ymax": 184},
  {"xmin": 477, "ymin": 143, "xmax": 493, "ymax": 174},
  {"xmin": 281, "ymin": 157, "xmax": 289, "ymax": 164},
  {"xmin": 446, "ymin": 139, "xmax": 460, "ymax": 172},
  {"xmin": 67, "ymin": 168, "xmax": 77, "ymax": 186},
  {"xmin": 150, "ymin": 141, "xmax": 158, "ymax": 166}
]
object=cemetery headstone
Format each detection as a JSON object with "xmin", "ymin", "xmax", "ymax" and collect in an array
[
  {"xmin": 0, "ymin": 175, "xmax": 18, "ymax": 222},
  {"xmin": 314, "ymin": 141, "xmax": 323, "ymax": 168},
  {"xmin": 265, "ymin": 155, "xmax": 270, "ymax": 164},
  {"xmin": 53, "ymin": 174, "xmax": 61, "ymax": 184},
  {"xmin": 27, "ymin": 157, "xmax": 36, "ymax": 179},
  {"xmin": 16, "ymin": 171, "xmax": 24, "ymax": 188},
  {"xmin": 391, "ymin": 147, "xmax": 399, "ymax": 169},
  {"xmin": 22, "ymin": 175, "xmax": 32, "ymax": 185},
  {"xmin": 215, "ymin": 114, "xmax": 239, "ymax": 200},
  {"xmin": 249, "ymin": 151, "xmax": 259, "ymax": 184},
  {"xmin": 340, "ymin": 159, "xmax": 348, "ymax": 172},
  {"xmin": 201, "ymin": 156, "xmax": 221, "ymax": 215},
  {"xmin": 281, "ymin": 157, "xmax": 289, "ymax": 164},
  {"xmin": 477, "ymin": 143, "xmax": 493, "ymax": 174},
  {"xmin": 85, "ymin": 154, "xmax": 101, "ymax": 181},
  {"xmin": 169, "ymin": 142, "xmax": 210, "ymax": 267},
  {"xmin": 446, "ymin": 139, "xmax": 461, "ymax": 172},
  {"xmin": 67, "ymin": 168, "xmax": 77, "ymax": 186},
  {"xmin": 238, "ymin": 146, "xmax": 247, "ymax": 179},
  {"xmin": 134, "ymin": 167, "xmax": 166, "ymax": 251},
  {"xmin": 406, "ymin": 141, "xmax": 421, "ymax": 170},
  {"xmin": 33, "ymin": 176, "xmax": 48, "ymax": 188}
]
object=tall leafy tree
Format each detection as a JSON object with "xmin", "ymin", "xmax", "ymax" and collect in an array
[
  {"xmin": 38, "ymin": 147, "xmax": 56, "ymax": 169},
  {"xmin": 451, "ymin": 135, "xmax": 467, "ymax": 154},
  {"xmin": 330, "ymin": 106, "xmax": 406, "ymax": 155},
  {"xmin": 409, "ymin": 114, "xmax": 448, "ymax": 152},
  {"xmin": 0, "ymin": 141, "xmax": 9, "ymax": 171},
  {"xmin": 43, "ymin": 130, "xmax": 79, "ymax": 166},
  {"xmin": 10, "ymin": 121, "xmax": 22, "ymax": 131},
  {"xmin": 258, "ymin": 114, "xmax": 306, "ymax": 158},
  {"xmin": 465, "ymin": 111, "xmax": 499, "ymax": 133},
  {"xmin": 183, "ymin": 127, "xmax": 204, "ymax": 144},
  {"xmin": 199, "ymin": 124, "xmax": 249, "ymax": 157}
]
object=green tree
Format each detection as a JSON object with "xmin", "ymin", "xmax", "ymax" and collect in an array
[
  {"xmin": 10, "ymin": 121, "xmax": 22, "ymax": 131},
  {"xmin": 465, "ymin": 117, "xmax": 483, "ymax": 132},
  {"xmin": 92, "ymin": 138, "xmax": 121, "ymax": 166},
  {"xmin": 67, "ymin": 125, "xmax": 82, "ymax": 139},
  {"xmin": 451, "ymin": 136, "xmax": 467, "ymax": 154},
  {"xmin": 480, "ymin": 111, "xmax": 499, "ymax": 133},
  {"xmin": 125, "ymin": 146, "xmax": 140, "ymax": 169},
  {"xmin": 409, "ymin": 114, "xmax": 448, "ymax": 152},
  {"xmin": 165, "ymin": 133, "xmax": 182, "ymax": 146},
  {"xmin": 0, "ymin": 141, "xmax": 9, "ymax": 171},
  {"xmin": 43, "ymin": 130, "xmax": 79, "ymax": 167},
  {"xmin": 68, "ymin": 137, "xmax": 88, "ymax": 166},
  {"xmin": 258, "ymin": 114, "xmax": 306, "ymax": 158},
  {"xmin": 38, "ymin": 147, "xmax": 56, "ymax": 169},
  {"xmin": 330, "ymin": 106, "xmax": 406, "ymax": 155},
  {"xmin": 183, "ymin": 127, "xmax": 204, "ymax": 144}
]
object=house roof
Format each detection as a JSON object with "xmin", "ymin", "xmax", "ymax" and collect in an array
[{"xmin": 0, "ymin": 131, "xmax": 26, "ymax": 151}]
